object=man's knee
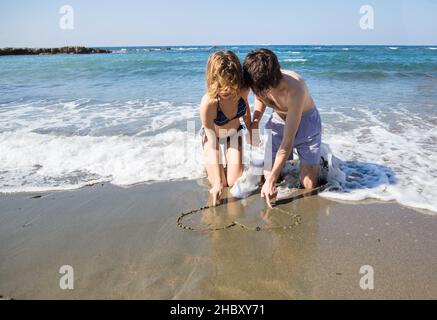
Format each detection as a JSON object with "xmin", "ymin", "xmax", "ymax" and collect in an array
[
  {"xmin": 301, "ymin": 176, "xmax": 318, "ymax": 189},
  {"xmin": 300, "ymin": 166, "xmax": 320, "ymax": 189}
]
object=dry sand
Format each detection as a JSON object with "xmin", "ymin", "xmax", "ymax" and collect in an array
[{"xmin": 0, "ymin": 180, "xmax": 436, "ymax": 299}]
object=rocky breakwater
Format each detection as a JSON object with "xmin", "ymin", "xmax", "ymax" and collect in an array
[{"xmin": 0, "ymin": 46, "xmax": 111, "ymax": 56}]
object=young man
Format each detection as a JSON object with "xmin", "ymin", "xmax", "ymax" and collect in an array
[{"xmin": 243, "ymin": 48, "xmax": 322, "ymax": 208}]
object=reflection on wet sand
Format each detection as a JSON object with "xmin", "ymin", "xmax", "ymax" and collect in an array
[{"xmin": 192, "ymin": 188, "xmax": 329, "ymax": 299}]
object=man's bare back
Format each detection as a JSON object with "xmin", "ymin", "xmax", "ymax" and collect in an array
[{"xmin": 258, "ymin": 70, "xmax": 315, "ymax": 120}]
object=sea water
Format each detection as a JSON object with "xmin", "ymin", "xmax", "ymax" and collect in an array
[{"xmin": 0, "ymin": 46, "xmax": 436, "ymax": 213}]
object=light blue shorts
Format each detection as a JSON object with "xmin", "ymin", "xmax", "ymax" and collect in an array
[{"xmin": 264, "ymin": 106, "xmax": 322, "ymax": 166}]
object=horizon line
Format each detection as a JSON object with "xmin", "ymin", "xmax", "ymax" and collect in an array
[{"xmin": 2, "ymin": 43, "xmax": 437, "ymax": 49}]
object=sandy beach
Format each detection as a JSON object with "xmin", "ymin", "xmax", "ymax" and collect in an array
[{"xmin": 0, "ymin": 180, "xmax": 436, "ymax": 299}]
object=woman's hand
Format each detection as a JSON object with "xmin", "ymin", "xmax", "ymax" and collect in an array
[{"xmin": 209, "ymin": 183, "xmax": 224, "ymax": 206}]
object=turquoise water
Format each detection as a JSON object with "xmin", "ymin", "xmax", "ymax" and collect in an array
[
  {"xmin": 1, "ymin": 45, "xmax": 436, "ymax": 104},
  {"xmin": 0, "ymin": 45, "xmax": 436, "ymax": 212}
]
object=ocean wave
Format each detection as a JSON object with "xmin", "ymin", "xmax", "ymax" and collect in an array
[
  {"xmin": 0, "ymin": 99, "xmax": 198, "ymax": 136},
  {"xmin": 283, "ymin": 58, "xmax": 307, "ymax": 62},
  {"xmin": 315, "ymin": 71, "xmax": 386, "ymax": 80},
  {"xmin": 235, "ymin": 113, "xmax": 437, "ymax": 214},
  {"xmin": 141, "ymin": 47, "xmax": 214, "ymax": 52},
  {"xmin": 0, "ymin": 98, "xmax": 204, "ymax": 193},
  {"xmin": 172, "ymin": 47, "xmax": 200, "ymax": 51},
  {"xmin": 319, "ymin": 109, "xmax": 437, "ymax": 214},
  {"xmin": 113, "ymin": 48, "xmax": 128, "ymax": 54},
  {"xmin": 0, "ymin": 130, "xmax": 204, "ymax": 193},
  {"xmin": 314, "ymin": 70, "xmax": 435, "ymax": 80},
  {"xmin": 240, "ymin": 106, "xmax": 436, "ymax": 214},
  {"xmin": 1, "ymin": 104, "xmax": 437, "ymax": 214}
]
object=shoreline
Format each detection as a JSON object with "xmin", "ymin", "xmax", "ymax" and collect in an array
[
  {"xmin": 1, "ymin": 178, "xmax": 435, "ymax": 217},
  {"xmin": 0, "ymin": 180, "xmax": 436, "ymax": 299}
]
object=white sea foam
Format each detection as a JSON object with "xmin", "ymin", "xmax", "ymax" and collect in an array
[
  {"xmin": 1, "ymin": 99, "xmax": 436, "ymax": 214},
  {"xmin": 320, "ymin": 123, "xmax": 437, "ymax": 214},
  {"xmin": 428, "ymin": 47, "xmax": 437, "ymax": 50},
  {"xmin": 173, "ymin": 47, "xmax": 199, "ymax": 51},
  {"xmin": 0, "ymin": 99, "xmax": 198, "ymax": 136},
  {"xmin": 283, "ymin": 58, "xmax": 307, "ymax": 62},
  {"xmin": 0, "ymin": 99, "xmax": 204, "ymax": 193},
  {"xmin": 231, "ymin": 133, "xmax": 436, "ymax": 214},
  {"xmin": 114, "ymin": 48, "xmax": 128, "ymax": 54},
  {"xmin": 0, "ymin": 130, "xmax": 204, "ymax": 193},
  {"xmin": 388, "ymin": 47, "xmax": 399, "ymax": 50}
]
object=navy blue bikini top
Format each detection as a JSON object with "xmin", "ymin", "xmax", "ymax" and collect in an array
[{"xmin": 214, "ymin": 97, "xmax": 247, "ymax": 126}]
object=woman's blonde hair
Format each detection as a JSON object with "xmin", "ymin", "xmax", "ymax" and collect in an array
[{"xmin": 206, "ymin": 51, "xmax": 244, "ymax": 98}]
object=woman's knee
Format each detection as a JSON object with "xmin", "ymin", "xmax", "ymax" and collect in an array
[{"xmin": 226, "ymin": 165, "xmax": 243, "ymax": 187}]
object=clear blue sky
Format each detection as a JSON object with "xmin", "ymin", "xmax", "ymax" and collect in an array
[{"xmin": 1, "ymin": 0, "xmax": 436, "ymax": 47}]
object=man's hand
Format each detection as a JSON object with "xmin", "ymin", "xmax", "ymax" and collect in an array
[
  {"xmin": 260, "ymin": 178, "xmax": 277, "ymax": 209},
  {"xmin": 209, "ymin": 183, "xmax": 223, "ymax": 206}
]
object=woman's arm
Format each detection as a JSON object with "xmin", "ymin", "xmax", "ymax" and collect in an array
[{"xmin": 199, "ymin": 95, "xmax": 223, "ymax": 204}]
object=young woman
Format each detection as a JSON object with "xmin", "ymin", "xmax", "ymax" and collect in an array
[{"xmin": 199, "ymin": 51, "xmax": 252, "ymax": 205}]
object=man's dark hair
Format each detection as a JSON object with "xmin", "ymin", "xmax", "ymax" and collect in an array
[{"xmin": 243, "ymin": 48, "xmax": 282, "ymax": 96}]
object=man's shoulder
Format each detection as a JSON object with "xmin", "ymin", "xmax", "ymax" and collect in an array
[
  {"xmin": 281, "ymin": 70, "xmax": 306, "ymax": 94},
  {"xmin": 281, "ymin": 69, "xmax": 304, "ymax": 82}
]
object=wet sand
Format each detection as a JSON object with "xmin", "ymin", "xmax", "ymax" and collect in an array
[{"xmin": 0, "ymin": 180, "xmax": 436, "ymax": 299}]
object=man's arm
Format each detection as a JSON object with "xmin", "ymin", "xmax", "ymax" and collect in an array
[
  {"xmin": 261, "ymin": 82, "xmax": 306, "ymax": 207},
  {"xmin": 270, "ymin": 88, "xmax": 305, "ymax": 180}
]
